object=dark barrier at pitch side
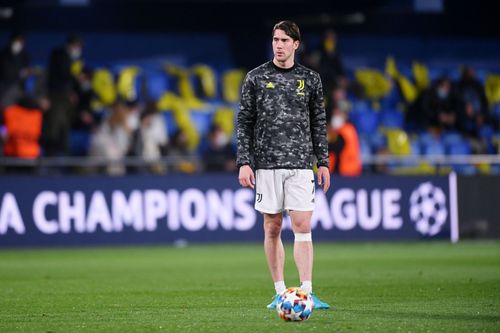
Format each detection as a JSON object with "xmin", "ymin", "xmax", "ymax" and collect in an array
[
  {"xmin": 0, "ymin": 174, "xmax": 458, "ymax": 247},
  {"xmin": 457, "ymin": 175, "xmax": 500, "ymax": 239}
]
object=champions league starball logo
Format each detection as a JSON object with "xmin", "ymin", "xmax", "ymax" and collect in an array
[{"xmin": 409, "ymin": 182, "xmax": 448, "ymax": 236}]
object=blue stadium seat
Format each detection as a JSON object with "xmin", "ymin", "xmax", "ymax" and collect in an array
[
  {"xmin": 380, "ymin": 86, "xmax": 402, "ymax": 110},
  {"xmin": 478, "ymin": 126, "xmax": 497, "ymax": 154},
  {"xmin": 442, "ymin": 132, "xmax": 463, "ymax": 146},
  {"xmin": 146, "ymin": 72, "xmax": 169, "ymax": 101},
  {"xmin": 350, "ymin": 110, "xmax": 379, "ymax": 136},
  {"xmin": 446, "ymin": 140, "xmax": 475, "ymax": 174},
  {"xmin": 162, "ymin": 112, "xmax": 178, "ymax": 137},
  {"xmin": 410, "ymin": 140, "xmax": 421, "ymax": 155},
  {"xmin": 422, "ymin": 140, "xmax": 445, "ymax": 155},
  {"xmin": 359, "ymin": 137, "xmax": 372, "ymax": 159},
  {"xmin": 69, "ymin": 130, "xmax": 91, "ymax": 156},
  {"xmin": 379, "ymin": 109, "xmax": 404, "ymax": 129},
  {"xmin": 446, "ymin": 141, "xmax": 471, "ymax": 155},
  {"xmin": 368, "ymin": 132, "xmax": 387, "ymax": 151},
  {"xmin": 418, "ymin": 132, "xmax": 440, "ymax": 147},
  {"xmin": 190, "ymin": 111, "xmax": 213, "ymax": 136},
  {"xmin": 454, "ymin": 164, "xmax": 477, "ymax": 174},
  {"xmin": 479, "ymin": 125, "xmax": 494, "ymax": 142},
  {"xmin": 489, "ymin": 165, "xmax": 500, "ymax": 175},
  {"xmin": 351, "ymin": 100, "xmax": 373, "ymax": 113}
]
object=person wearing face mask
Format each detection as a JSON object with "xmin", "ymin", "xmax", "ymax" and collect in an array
[
  {"xmin": 42, "ymin": 34, "xmax": 84, "ymax": 156},
  {"xmin": 128, "ymin": 102, "xmax": 169, "ymax": 174},
  {"xmin": 424, "ymin": 77, "xmax": 459, "ymax": 132},
  {"xmin": 89, "ymin": 98, "xmax": 132, "ymax": 175},
  {"xmin": 203, "ymin": 124, "xmax": 236, "ymax": 172},
  {"xmin": 0, "ymin": 32, "xmax": 30, "ymax": 110},
  {"xmin": 407, "ymin": 76, "xmax": 459, "ymax": 132},
  {"xmin": 327, "ymin": 109, "xmax": 362, "ymax": 176}
]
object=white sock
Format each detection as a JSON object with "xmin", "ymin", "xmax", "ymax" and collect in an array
[
  {"xmin": 301, "ymin": 281, "xmax": 312, "ymax": 294},
  {"xmin": 274, "ymin": 281, "xmax": 286, "ymax": 295}
]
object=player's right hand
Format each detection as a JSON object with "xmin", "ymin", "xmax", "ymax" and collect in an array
[{"xmin": 238, "ymin": 165, "xmax": 255, "ymax": 189}]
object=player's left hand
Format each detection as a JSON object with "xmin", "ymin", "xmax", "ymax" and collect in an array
[{"xmin": 316, "ymin": 166, "xmax": 330, "ymax": 193}]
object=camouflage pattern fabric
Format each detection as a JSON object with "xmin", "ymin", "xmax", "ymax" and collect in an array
[{"xmin": 237, "ymin": 61, "xmax": 329, "ymax": 170}]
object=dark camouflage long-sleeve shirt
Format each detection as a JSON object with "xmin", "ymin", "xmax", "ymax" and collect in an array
[{"xmin": 237, "ymin": 61, "xmax": 329, "ymax": 170}]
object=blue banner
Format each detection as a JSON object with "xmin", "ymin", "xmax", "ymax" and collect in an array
[{"xmin": 0, "ymin": 174, "xmax": 458, "ymax": 247}]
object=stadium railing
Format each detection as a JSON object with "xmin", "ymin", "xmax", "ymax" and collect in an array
[{"xmin": 0, "ymin": 154, "xmax": 499, "ymax": 175}]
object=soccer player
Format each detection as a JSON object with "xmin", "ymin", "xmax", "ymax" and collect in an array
[{"xmin": 236, "ymin": 20, "xmax": 331, "ymax": 309}]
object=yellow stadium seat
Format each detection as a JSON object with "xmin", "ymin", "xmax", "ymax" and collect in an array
[
  {"xmin": 386, "ymin": 129, "xmax": 411, "ymax": 156},
  {"xmin": 485, "ymin": 74, "xmax": 500, "ymax": 105},
  {"xmin": 91, "ymin": 68, "xmax": 116, "ymax": 107},
  {"xmin": 222, "ymin": 69, "xmax": 245, "ymax": 103},
  {"xmin": 412, "ymin": 61, "xmax": 430, "ymax": 91},
  {"xmin": 165, "ymin": 64, "xmax": 206, "ymax": 110},
  {"xmin": 213, "ymin": 106, "xmax": 235, "ymax": 137},
  {"xmin": 383, "ymin": 56, "xmax": 418, "ymax": 103},
  {"xmin": 391, "ymin": 161, "xmax": 436, "ymax": 175},
  {"xmin": 156, "ymin": 91, "xmax": 200, "ymax": 151},
  {"xmin": 355, "ymin": 68, "xmax": 392, "ymax": 100},
  {"xmin": 385, "ymin": 56, "xmax": 399, "ymax": 79},
  {"xmin": 191, "ymin": 64, "xmax": 217, "ymax": 99},
  {"xmin": 398, "ymin": 75, "xmax": 418, "ymax": 103},
  {"xmin": 116, "ymin": 66, "xmax": 141, "ymax": 101}
]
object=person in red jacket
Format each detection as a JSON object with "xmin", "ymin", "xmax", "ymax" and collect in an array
[
  {"xmin": 327, "ymin": 108, "xmax": 362, "ymax": 176},
  {"xmin": 3, "ymin": 96, "xmax": 43, "ymax": 159}
]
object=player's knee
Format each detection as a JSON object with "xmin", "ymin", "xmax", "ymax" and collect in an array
[
  {"xmin": 292, "ymin": 219, "xmax": 311, "ymax": 233},
  {"xmin": 264, "ymin": 217, "xmax": 282, "ymax": 238},
  {"xmin": 265, "ymin": 226, "xmax": 281, "ymax": 239}
]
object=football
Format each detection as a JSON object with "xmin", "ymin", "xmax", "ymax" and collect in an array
[{"xmin": 276, "ymin": 287, "xmax": 314, "ymax": 321}]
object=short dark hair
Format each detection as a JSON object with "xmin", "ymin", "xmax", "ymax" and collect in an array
[{"xmin": 272, "ymin": 20, "xmax": 301, "ymax": 42}]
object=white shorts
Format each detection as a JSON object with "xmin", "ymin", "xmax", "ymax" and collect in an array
[{"xmin": 255, "ymin": 169, "xmax": 315, "ymax": 214}]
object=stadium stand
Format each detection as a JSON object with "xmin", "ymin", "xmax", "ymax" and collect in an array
[{"xmin": 0, "ymin": 31, "xmax": 499, "ymax": 175}]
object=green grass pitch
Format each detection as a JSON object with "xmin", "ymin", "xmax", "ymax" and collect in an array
[{"xmin": 0, "ymin": 241, "xmax": 499, "ymax": 332}]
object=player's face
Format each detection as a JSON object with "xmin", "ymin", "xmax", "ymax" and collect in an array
[{"xmin": 272, "ymin": 29, "xmax": 299, "ymax": 63}]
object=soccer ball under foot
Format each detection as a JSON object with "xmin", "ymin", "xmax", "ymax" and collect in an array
[{"xmin": 276, "ymin": 287, "xmax": 314, "ymax": 321}]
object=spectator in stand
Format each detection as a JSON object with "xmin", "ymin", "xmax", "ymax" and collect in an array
[
  {"xmin": 318, "ymin": 30, "xmax": 347, "ymax": 91},
  {"xmin": 89, "ymin": 99, "xmax": 132, "ymax": 175},
  {"xmin": 409, "ymin": 77, "xmax": 459, "ymax": 133},
  {"xmin": 0, "ymin": 32, "xmax": 30, "ymax": 111},
  {"xmin": 42, "ymin": 34, "xmax": 83, "ymax": 156},
  {"xmin": 456, "ymin": 66, "xmax": 490, "ymax": 139},
  {"xmin": 129, "ymin": 102, "xmax": 168, "ymax": 174},
  {"xmin": 202, "ymin": 124, "xmax": 236, "ymax": 172},
  {"xmin": 1, "ymin": 93, "xmax": 44, "ymax": 173},
  {"xmin": 314, "ymin": 29, "xmax": 352, "ymax": 113},
  {"xmin": 73, "ymin": 66, "xmax": 95, "ymax": 131},
  {"xmin": 327, "ymin": 85, "xmax": 351, "ymax": 125},
  {"xmin": 168, "ymin": 130, "xmax": 198, "ymax": 173},
  {"xmin": 327, "ymin": 107, "xmax": 362, "ymax": 176}
]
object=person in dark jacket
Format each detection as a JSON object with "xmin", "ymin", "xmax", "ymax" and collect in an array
[
  {"xmin": 0, "ymin": 32, "xmax": 30, "ymax": 110},
  {"xmin": 203, "ymin": 124, "xmax": 236, "ymax": 172},
  {"xmin": 455, "ymin": 66, "xmax": 490, "ymax": 138},
  {"xmin": 42, "ymin": 34, "xmax": 83, "ymax": 156}
]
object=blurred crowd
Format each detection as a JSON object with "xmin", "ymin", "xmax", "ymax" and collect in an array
[
  {"xmin": 1, "ymin": 31, "xmax": 499, "ymax": 176},
  {"xmin": 0, "ymin": 33, "xmax": 237, "ymax": 175},
  {"xmin": 301, "ymin": 30, "xmax": 500, "ymax": 175}
]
